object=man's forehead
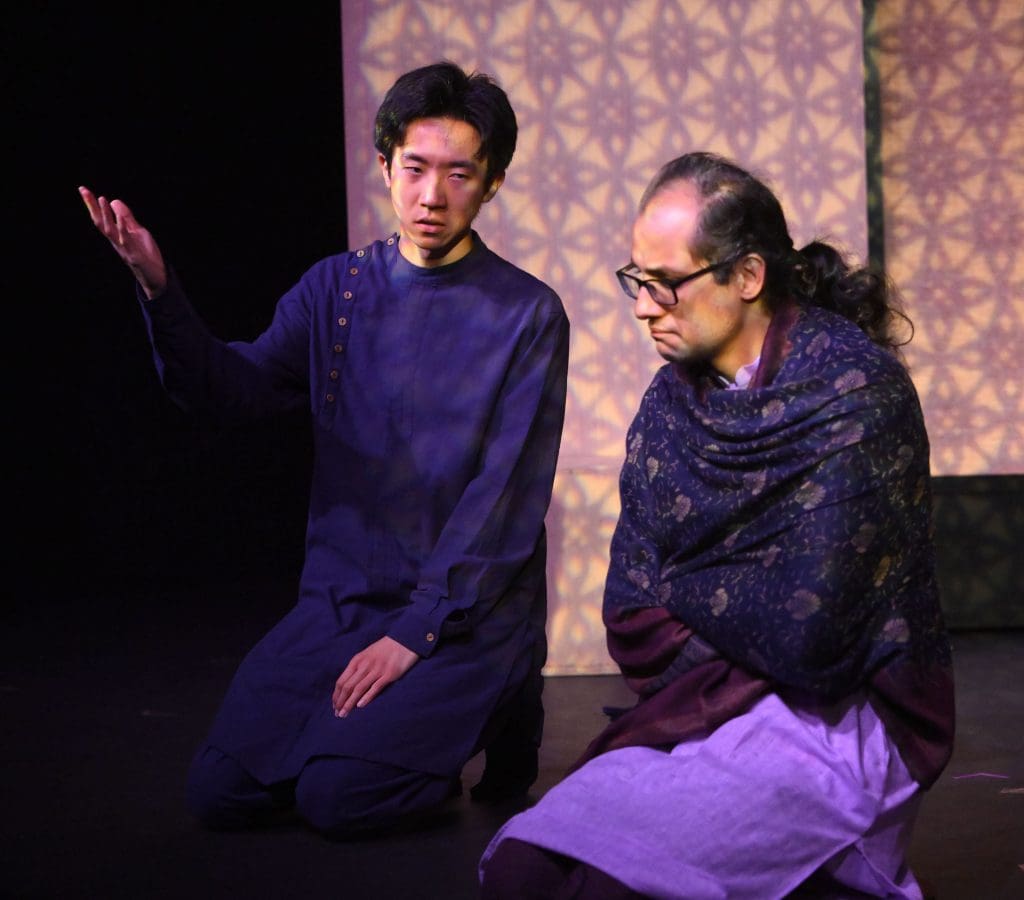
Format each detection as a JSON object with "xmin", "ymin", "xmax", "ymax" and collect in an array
[
  {"xmin": 398, "ymin": 117, "xmax": 486, "ymax": 163},
  {"xmin": 631, "ymin": 193, "xmax": 702, "ymax": 271},
  {"xmin": 636, "ymin": 189, "xmax": 700, "ymax": 240}
]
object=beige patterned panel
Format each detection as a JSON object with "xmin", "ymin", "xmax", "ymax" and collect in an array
[
  {"xmin": 342, "ymin": 0, "xmax": 869, "ymax": 673},
  {"xmin": 876, "ymin": 2, "xmax": 1024, "ymax": 475}
]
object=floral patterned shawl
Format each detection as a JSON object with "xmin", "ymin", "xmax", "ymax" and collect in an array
[{"xmin": 577, "ymin": 302, "xmax": 955, "ymax": 787}]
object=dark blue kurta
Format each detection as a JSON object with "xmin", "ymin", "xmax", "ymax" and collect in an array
[{"xmin": 140, "ymin": 232, "xmax": 570, "ymax": 782}]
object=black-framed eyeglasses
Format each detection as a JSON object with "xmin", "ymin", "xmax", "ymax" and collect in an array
[{"xmin": 615, "ymin": 259, "xmax": 733, "ymax": 308}]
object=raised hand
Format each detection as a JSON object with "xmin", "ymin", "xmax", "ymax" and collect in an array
[{"xmin": 78, "ymin": 186, "xmax": 168, "ymax": 299}]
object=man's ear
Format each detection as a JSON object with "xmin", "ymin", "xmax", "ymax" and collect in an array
[
  {"xmin": 482, "ymin": 172, "xmax": 505, "ymax": 202},
  {"xmin": 378, "ymin": 152, "xmax": 392, "ymax": 188},
  {"xmin": 737, "ymin": 253, "xmax": 766, "ymax": 302}
]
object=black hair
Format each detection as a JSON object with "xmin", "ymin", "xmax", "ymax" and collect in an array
[
  {"xmin": 639, "ymin": 151, "xmax": 913, "ymax": 352},
  {"xmin": 374, "ymin": 60, "xmax": 518, "ymax": 188}
]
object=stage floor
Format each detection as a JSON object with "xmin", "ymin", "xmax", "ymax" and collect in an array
[{"xmin": 5, "ymin": 580, "xmax": 1021, "ymax": 899}]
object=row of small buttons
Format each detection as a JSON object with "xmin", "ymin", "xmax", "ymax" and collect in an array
[{"xmin": 325, "ymin": 248, "xmax": 365, "ymax": 404}]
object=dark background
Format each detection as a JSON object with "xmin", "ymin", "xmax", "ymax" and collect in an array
[{"xmin": 14, "ymin": 3, "xmax": 347, "ymax": 603}]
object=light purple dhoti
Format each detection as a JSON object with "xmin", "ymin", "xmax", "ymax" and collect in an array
[{"xmin": 479, "ymin": 690, "xmax": 922, "ymax": 899}]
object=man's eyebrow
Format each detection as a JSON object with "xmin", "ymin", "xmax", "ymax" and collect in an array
[
  {"xmin": 399, "ymin": 150, "xmax": 480, "ymax": 170},
  {"xmin": 632, "ymin": 263, "xmax": 676, "ymax": 278}
]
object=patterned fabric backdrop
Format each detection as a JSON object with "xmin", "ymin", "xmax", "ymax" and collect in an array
[
  {"xmin": 872, "ymin": 1, "xmax": 1023, "ymax": 476},
  {"xmin": 341, "ymin": 1, "xmax": 1021, "ymax": 673}
]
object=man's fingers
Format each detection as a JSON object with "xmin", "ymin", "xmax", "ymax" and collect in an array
[
  {"xmin": 331, "ymin": 638, "xmax": 416, "ymax": 718},
  {"xmin": 95, "ymin": 195, "xmax": 116, "ymax": 238},
  {"xmin": 110, "ymin": 199, "xmax": 135, "ymax": 247},
  {"xmin": 78, "ymin": 186, "xmax": 100, "ymax": 223},
  {"xmin": 335, "ymin": 680, "xmax": 367, "ymax": 717},
  {"xmin": 110, "ymin": 198, "xmax": 135, "ymax": 222},
  {"xmin": 332, "ymin": 664, "xmax": 394, "ymax": 717},
  {"xmin": 333, "ymin": 668, "xmax": 373, "ymax": 716},
  {"xmin": 79, "ymin": 190, "xmax": 138, "ymax": 248},
  {"xmin": 355, "ymin": 679, "xmax": 384, "ymax": 709},
  {"xmin": 332, "ymin": 673, "xmax": 353, "ymax": 709}
]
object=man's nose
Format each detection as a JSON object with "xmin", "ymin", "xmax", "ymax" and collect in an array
[
  {"xmin": 420, "ymin": 175, "xmax": 445, "ymax": 207},
  {"xmin": 633, "ymin": 288, "xmax": 662, "ymax": 320}
]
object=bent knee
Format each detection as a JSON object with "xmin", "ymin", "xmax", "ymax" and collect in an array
[
  {"xmin": 294, "ymin": 756, "xmax": 454, "ymax": 837},
  {"xmin": 293, "ymin": 764, "xmax": 377, "ymax": 835},
  {"xmin": 185, "ymin": 745, "xmax": 274, "ymax": 829},
  {"xmin": 185, "ymin": 767, "xmax": 240, "ymax": 828}
]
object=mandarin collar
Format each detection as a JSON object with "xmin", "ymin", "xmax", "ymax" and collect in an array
[{"xmin": 387, "ymin": 231, "xmax": 486, "ymax": 284}]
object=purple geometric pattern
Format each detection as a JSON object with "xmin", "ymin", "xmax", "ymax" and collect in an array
[{"xmin": 876, "ymin": 1, "xmax": 1024, "ymax": 475}]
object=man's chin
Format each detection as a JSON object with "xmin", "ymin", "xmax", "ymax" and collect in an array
[
  {"xmin": 650, "ymin": 336, "xmax": 680, "ymax": 364},
  {"xmin": 408, "ymin": 230, "xmax": 451, "ymax": 250},
  {"xmin": 403, "ymin": 229, "xmax": 475, "ymax": 264}
]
